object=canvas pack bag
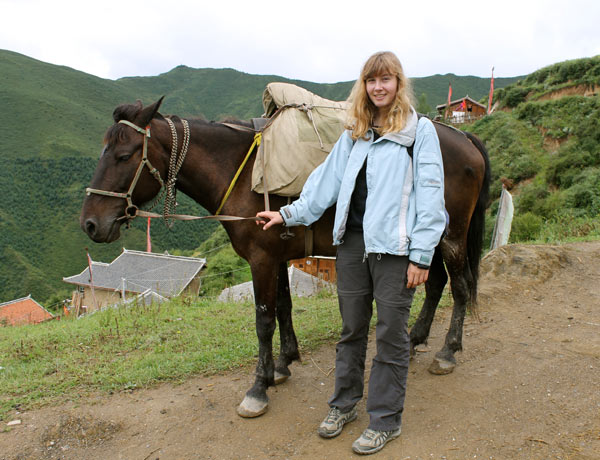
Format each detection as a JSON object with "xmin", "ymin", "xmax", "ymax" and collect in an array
[{"xmin": 251, "ymin": 82, "xmax": 350, "ymax": 197}]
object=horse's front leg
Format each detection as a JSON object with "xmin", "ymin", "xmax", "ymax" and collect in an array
[
  {"xmin": 428, "ymin": 241, "xmax": 473, "ymax": 375},
  {"xmin": 237, "ymin": 262, "xmax": 278, "ymax": 418},
  {"xmin": 274, "ymin": 261, "xmax": 300, "ymax": 384}
]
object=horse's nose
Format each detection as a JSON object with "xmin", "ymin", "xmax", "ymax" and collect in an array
[{"xmin": 84, "ymin": 218, "xmax": 97, "ymax": 238}]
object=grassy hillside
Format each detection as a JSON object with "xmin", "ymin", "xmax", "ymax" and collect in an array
[
  {"xmin": 0, "ymin": 49, "xmax": 522, "ymax": 304},
  {"xmin": 0, "ymin": 50, "xmax": 134, "ymax": 160},
  {"xmin": 469, "ymin": 56, "xmax": 600, "ymax": 243},
  {"xmin": 493, "ymin": 56, "xmax": 600, "ymax": 107}
]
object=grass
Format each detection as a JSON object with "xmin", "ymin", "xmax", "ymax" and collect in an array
[
  {"xmin": 0, "ymin": 286, "xmax": 449, "ymax": 420},
  {"xmin": 521, "ymin": 218, "xmax": 600, "ymax": 245}
]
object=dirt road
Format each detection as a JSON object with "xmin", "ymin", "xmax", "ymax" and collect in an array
[{"xmin": 2, "ymin": 242, "xmax": 599, "ymax": 460}]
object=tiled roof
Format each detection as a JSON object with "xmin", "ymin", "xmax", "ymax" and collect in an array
[
  {"xmin": 0, "ymin": 295, "xmax": 54, "ymax": 326},
  {"xmin": 63, "ymin": 249, "xmax": 206, "ymax": 298}
]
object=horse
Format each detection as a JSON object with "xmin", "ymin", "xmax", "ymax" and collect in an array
[{"xmin": 80, "ymin": 98, "xmax": 490, "ymax": 418}]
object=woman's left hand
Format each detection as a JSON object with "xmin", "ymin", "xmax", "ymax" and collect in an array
[{"xmin": 407, "ymin": 263, "xmax": 429, "ymax": 288}]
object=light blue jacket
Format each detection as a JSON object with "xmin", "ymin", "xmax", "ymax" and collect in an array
[{"xmin": 280, "ymin": 109, "xmax": 445, "ymax": 267}]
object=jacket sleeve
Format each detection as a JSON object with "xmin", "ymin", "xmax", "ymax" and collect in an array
[
  {"xmin": 409, "ymin": 119, "xmax": 446, "ymax": 267},
  {"xmin": 279, "ymin": 130, "xmax": 353, "ymax": 227}
]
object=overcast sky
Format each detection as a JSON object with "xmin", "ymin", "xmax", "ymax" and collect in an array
[{"xmin": 2, "ymin": 0, "xmax": 599, "ymax": 83}]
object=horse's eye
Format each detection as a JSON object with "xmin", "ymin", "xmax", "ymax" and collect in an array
[{"xmin": 118, "ymin": 154, "xmax": 132, "ymax": 162}]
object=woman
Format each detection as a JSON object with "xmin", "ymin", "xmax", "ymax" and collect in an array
[{"xmin": 257, "ymin": 51, "xmax": 445, "ymax": 455}]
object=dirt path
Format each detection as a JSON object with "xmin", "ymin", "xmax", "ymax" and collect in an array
[{"xmin": 2, "ymin": 242, "xmax": 599, "ymax": 460}]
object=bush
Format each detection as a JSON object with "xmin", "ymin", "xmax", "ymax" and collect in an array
[
  {"xmin": 503, "ymin": 87, "xmax": 529, "ymax": 107},
  {"xmin": 546, "ymin": 147, "xmax": 595, "ymax": 188},
  {"xmin": 563, "ymin": 168, "xmax": 600, "ymax": 215},
  {"xmin": 510, "ymin": 212, "xmax": 543, "ymax": 242},
  {"xmin": 516, "ymin": 182, "xmax": 550, "ymax": 214}
]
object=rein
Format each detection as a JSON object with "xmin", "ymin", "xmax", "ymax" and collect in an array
[{"xmin": 85, "ymin": 119, "xmax": 260, "ymax": 224}]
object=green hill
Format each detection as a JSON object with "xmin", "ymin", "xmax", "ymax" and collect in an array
[
  {"xmin": 0, "ymin": 49, "xmax": 520, "ymax": 304},
  {"xmin": 469, "ymin": 56, "xmax": 600, "ymax": 242}
]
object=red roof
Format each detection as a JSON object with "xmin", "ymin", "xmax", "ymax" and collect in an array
[{"xmin": 0, "ymin": 296, "xmax": 54, "ymax": 326}]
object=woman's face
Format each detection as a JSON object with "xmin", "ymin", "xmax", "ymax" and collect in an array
[{"xmin": 366, "ymin": 74, "xmax": 398, "ymax": 113}]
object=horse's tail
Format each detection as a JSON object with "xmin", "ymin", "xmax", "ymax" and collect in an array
[{"xmin": 464, "ymin": 131, "xmax": 491, "ymax": 306}]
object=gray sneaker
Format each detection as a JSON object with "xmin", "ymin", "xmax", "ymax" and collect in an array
[
  {"xmin": 352, "ymin": 427, "xmax": 401, "ymax": 455},
  {"xmin": 317, "ymin": 406, "xmax": 357, "ymax": 438}
]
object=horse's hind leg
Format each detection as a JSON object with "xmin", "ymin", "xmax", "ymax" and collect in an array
[
  {"xmin": 274, "ymin": 262, "xmax": 300, "ymax": 384},
  {"xmin": 237, "ymin": 262, "xmax": 278, "ymax": 418},
  {"xmin": 409, "ymin": 249, "xmax": 447, "ymax": 355},
  {"xmin": 429, "ymin": 242, "xmax": 473, "ymax": 375}
]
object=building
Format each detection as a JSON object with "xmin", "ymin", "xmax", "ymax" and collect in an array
[
  {"xmin": 290, "ymin": 256, "xmax": 337, "ymax": 283},
  {"xmin": 0, "ymin": 295, "xmax": 54, "ymax": 326},
  {"xmin": 63, "ymin": 249, "xmax": 206, "ymax": 313},
  {"xmin": 436, "ymin": 96, "xmax": 487, "ymax": 123}
]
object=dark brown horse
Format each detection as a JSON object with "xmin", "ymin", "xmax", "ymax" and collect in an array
[{"xmin": 80, "ymin": 98, "xmax": 490, "ymax": 418}]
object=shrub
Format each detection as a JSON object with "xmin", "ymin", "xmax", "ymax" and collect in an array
[
  {"xmin": 503, "ymin": 87, "xmax": 530, "ymax": 107},
  {"xmin": 510, "ymin": 212, "xmax": 543, "ymax": 242},
  {"xmin": 516, "ymin": 182, "xmax": 549, "ymax": 214},
  {"xmin": 546, "ymin": 147, "xmax": 595, "ymax": 188},
  {"xmin": 563, "ymin": 168, "xmax": 600, "ymax": 216}
]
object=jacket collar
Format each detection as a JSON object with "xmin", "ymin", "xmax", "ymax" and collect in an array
[{"xmin": 372, "ymin": 107, "xmax": 418, "ymax": 147}]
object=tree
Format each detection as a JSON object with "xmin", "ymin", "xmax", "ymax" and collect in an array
[{"xmin": 416, "ymin": 93, "xmax": 432, "ymax": 115}]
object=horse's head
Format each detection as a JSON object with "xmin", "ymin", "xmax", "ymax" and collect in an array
[{"xmin": 81, "ymin": 98, "xmax": 166, "ymax": 243}]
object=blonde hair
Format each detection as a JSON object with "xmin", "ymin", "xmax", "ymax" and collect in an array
[{"xmin": 346, "ymin": 51, "xmax": 414, "ymax": 140}]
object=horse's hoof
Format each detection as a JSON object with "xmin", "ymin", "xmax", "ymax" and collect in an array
[
  {"xmin": 428, "ymin": 356, "xmax": 456, "ymax": 375},
  {"xmin": 237, "ymin": 396, "xmax": 268, "ymax": 418},
  {"xmin": 274, "ymin": 370, "xmax": 289, "ymax": 385}
]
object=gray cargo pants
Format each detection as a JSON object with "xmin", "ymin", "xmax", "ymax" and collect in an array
[{"xmin": 328, "ymin": 230, "xmax": 415, "ymax": 431}]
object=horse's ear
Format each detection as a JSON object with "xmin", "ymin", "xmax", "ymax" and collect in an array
[{"xmin": 136, "ymin": 96, "xmax": 165, "ymax": 127}]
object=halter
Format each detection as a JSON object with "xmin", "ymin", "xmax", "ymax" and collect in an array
[
  {"xmin": 86, "ymin": 120, "xmax": 168, "ymax": 222},
  {"xmin": 85, "ymin": 119, "xmax": 262, "ymax": 224}
]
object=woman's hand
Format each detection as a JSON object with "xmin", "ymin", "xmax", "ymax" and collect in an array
[
  {"xmin": 256, "ymin": 211, "xmax": 284, "ymax": 230},
  {"xmin": 407, "ymin": 263, "xmax": 429, "ymax": 288}
]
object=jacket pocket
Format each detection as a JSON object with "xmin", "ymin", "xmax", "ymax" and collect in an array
[{"xmin": 418, "ymin": 162, "xmax": 443, "ymax": 188}]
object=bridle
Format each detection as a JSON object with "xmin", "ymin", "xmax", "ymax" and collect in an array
[
  {"xmin": 85, "ymin": 118, "xmax": 261, "ymax": 224},
  {"xmin": 85, "ymin": 119, "xmax": 168, "ymax": 222}
]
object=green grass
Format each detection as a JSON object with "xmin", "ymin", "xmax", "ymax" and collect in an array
[{"xmin": 0, "ymin": 286, "xmax": 448, "ymax": 420}]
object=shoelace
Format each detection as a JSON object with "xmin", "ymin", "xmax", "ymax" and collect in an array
[
  {"xmin": 362, "ymin": 429, "xmax": 393, "ymax": 443},
  {"xmin": 325, "ymin": 408, "xmax": 342, "ymax": 423}
]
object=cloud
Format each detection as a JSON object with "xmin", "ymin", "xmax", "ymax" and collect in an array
[{"xmin": 1, "ymin": 0, "xmax": 599, "ymax": 81}]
